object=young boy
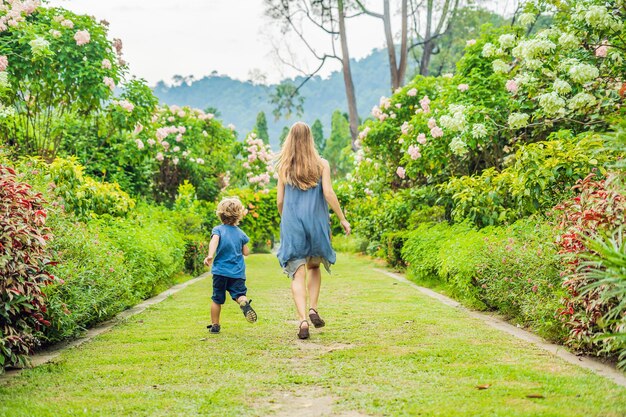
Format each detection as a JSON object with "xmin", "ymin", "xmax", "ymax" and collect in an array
[{"xmin": 203, "ymin": 197, "xmax": 257, "ymax": 334}]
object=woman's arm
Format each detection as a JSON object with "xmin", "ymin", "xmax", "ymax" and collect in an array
[
  {"xmin": 203, "ymin": 234, "xmax": 220, "ymax": 266},
  {"xmin": 321, "ymin": 159, "xmax": 351, "ymax": 235},
  {"xmin": 277, "ymin": 176, "xmax": 285, "ymax": 216}
]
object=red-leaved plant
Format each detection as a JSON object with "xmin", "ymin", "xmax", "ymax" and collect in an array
[
  {"xmin": 0, "ymin": 165, "xmax": 58, "ymax": 370},
  {"xmin": 554, "ymin": 171, "xmax": 626, "ymax": 353}
]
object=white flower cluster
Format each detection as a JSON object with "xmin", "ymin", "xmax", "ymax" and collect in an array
[
  {"xmin": 449, "ymin": 137, "xmax": 469, "ymax": 157},
  {"xmin": 492, "ymin": 59, "xmax": 509, "ymax": 74},
  {"xmin": 558, "ymin": 33, "xmax": 579, "ymax": 50},
  {"xmin": 439, "ymin": 104, "xmax": 466, "ymax": 132},
  {"xmin": 0, "ymin": 102, "xmax": 15, "ymax": 118},
  {"xmin": 512, "ymin": 38, "xmax": 556, "ymax": 61},
  {"xmin": 471, "ymin": 123, "xmax": 488, "ymax": 139},
  {"xmin": 568, "ymin": 92, "xmax": 597, "ymax": 111},
  {"xmin": 498, "ymin": 34, "xmax": 516, "ymax": 49},
  {"xmin": 517, "ymin": 13, "xmax": 536, "ymax": 27},
  {"xmin": 508, "ymin": 112, "xmax": 530, "ymax": 129},
  {"xmin": 552, "ymin": 78, "xmax": 572, "ymax": 95},
  {"xmin": 538, "ymin": 92, "xmax": 566, "ymax": 116},
  {"xmin": 568, "ymin": 63, "xmax": 599, "ymax": 84},
  {"xmin": 29, "ymin": 36, "xmax": 50, "ymax": 57},
  {"xmin": 576, "ymin": 5, "xmax": 622, "ymax": 31}
]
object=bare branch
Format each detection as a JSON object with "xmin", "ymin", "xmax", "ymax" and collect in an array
[{"xmin": 353, "ymin": 0, "xmax": 384, "ymax": 19}]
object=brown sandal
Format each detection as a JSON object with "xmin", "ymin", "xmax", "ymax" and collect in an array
[
  {"xmin": 298, "ymin": 320, "xmax": 310, "ymax": 340},
  {"xmin": 309, "ymin": 308, "xmax": 325, "ymax": 328}
]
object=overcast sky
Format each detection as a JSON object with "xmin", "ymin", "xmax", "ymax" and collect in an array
[{"xmin": 46, "ymin": 0, "xmax": 518, "ymax": 86}]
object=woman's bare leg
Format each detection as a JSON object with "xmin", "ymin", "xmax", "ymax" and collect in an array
[
  {"xmin": 291, "ymin": 265, "xmax": 309, "ymax": 328},
  {"xmin": 307, "ymin": 263, "xmax": 321, "ymax": 311}
]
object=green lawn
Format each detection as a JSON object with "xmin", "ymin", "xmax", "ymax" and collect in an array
[{"xmin": 1, "ymin": 254, "xmax": 625, "ymax": 416}]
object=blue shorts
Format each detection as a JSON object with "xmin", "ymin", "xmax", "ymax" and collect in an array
[{"xmin": 212, "ymin": 274, "xmax": 247, "ymax": 304}]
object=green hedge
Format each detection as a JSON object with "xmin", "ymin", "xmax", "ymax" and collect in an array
[{"xmin": 401, "ymin": 219, "xmax": 567, "ymax": 342}]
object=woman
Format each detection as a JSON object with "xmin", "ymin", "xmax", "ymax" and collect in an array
[{"xmin": 276, "ymin": 121, "xmax": 351, "ymax": 340}]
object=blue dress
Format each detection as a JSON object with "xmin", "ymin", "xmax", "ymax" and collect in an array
[{"xmin": 277, "ymin": 181, "xmax": 336, "ymax": 273}]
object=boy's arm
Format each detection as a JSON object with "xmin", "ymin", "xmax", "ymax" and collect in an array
[
  {"xmin": 203, "ymin": 234, "xmax": 220, "ymax": 267},
  {"xmin": 242, "ymin": 244, "xmax": 250, "ymax": 257}
]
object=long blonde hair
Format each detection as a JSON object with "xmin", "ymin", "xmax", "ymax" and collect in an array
[{"xmin": 276, "ymin": 121, "xmax": 323, "ymax": 190}]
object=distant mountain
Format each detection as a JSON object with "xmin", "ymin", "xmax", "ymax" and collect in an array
[{"xmin": 153, "ymin": 48, "xmax": 402, "ymax": 148}]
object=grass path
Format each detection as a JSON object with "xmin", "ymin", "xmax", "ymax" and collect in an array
[{"xmin": 1, "ymin": 254, "xmax": 625, "ymax": 416}]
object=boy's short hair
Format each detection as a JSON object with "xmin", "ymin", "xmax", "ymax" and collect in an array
[{"xmin": 216, "ymin": 197, "xmax": 245, "ymax": 225}]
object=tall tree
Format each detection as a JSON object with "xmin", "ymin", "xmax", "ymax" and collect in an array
[
  {"xmin": 279, "ymin": 126, "xmax": 290, "ymax": 146},
  {"xmin": 413, "ymin": 0, "xmax": 462, "ymax": 76},
  {"xmin": 311, "ymin": 119, "xmax": 325, "ymax": 153},
  {"xmin": 355, "ymin": 0, "xmax": 409, "ymax": 91},
  {"xmin": 265, "ymin": 0, "xmax": 360, "ymax": 149},
  {"xmin": 323, "ymin": 110, "xmax": 352, "ymax": 177},
  {"xmin": 254, "ymin": 111, "xmax": 270, "ymax": 144}
]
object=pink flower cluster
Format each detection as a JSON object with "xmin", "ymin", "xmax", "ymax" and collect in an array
[
  {"xmin": 417, "ymin": 133, "xmax": 427, "ymax": 145},
  {"xmin": 428, "ymin": 117, "xmax": 443, "ymax": 138},
  {"xmin": 156, "ymin": 125, "xmax": 185, "ymax": 141},
  {"xmin": 407, "ymin": 88, "xmax": 417, "ymax": 97},
  {"xmin": 116, "ymin": 99, "xmax": 134, "ymax": 112},
  {"xmin": 0, "ymin": 0, "xmax": 40, "ymax": 31},
  {"xmin": 419, "ymin": 95, "xmax": 431, "ymax": 113},
  {"xmin": 457, "ymin": 84, "xmax": 469, "ymax": 92},
  {"xmin": 400, "ymin": 121, "xmax": 411, "ymax": 135},
  {"xmin": 0, "ymin": 55, "xmax": 8, "ymax": 72},
  {"xmin": 595, "ymin": 40, "xmax": 608, "ymax": 58},
  {"xmin": 61, "ymin": 19, "xmax": 74, "ymax": 28},
  {"xmin": 396, "ymin": 166, "xmax": 406, "ymax": 179},
  {"xmin": 407, "ymin": 144, "xmax": 421, "ymax": 160},
  {"xmin": 103, "ymin": 76, "xmax": 115, "ymax": 91},
  {"xmin": 505, "ymin": 79, "xmax": 518, "ymax": 94},
  {"xmin": 102, "ymin": 59, "xmax": 112, "ymax": 69},
  {"xmin": 358, "ymin": 126, "xmax": 370, "ymax": 140}
]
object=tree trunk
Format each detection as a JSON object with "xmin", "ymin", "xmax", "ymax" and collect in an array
[
  {"xmin": 420, "ymin": 0, "xmax": 434, "ymax": 76},
  {"xmin": 398, "ymin": 0, "xmax": 408, "ymax": 86},
  {"xmin": 383, "ymin": 0, "xmax": 399, "ymax": 91},
  {"xmin": 337, "ymin": 0, "xmax": 360, "ymax": 149}
]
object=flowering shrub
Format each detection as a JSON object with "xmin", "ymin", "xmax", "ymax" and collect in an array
[
  {"xmin": 133, "ymin": 104, "xmax": 238, "ymax": 202},
  {"xmin": 0, "ymin": 165, "xmax": 59, "ymax": 369},
  {"xmin": 401, "ymin": 219, "xmax": 567, "ymax": 341},
  {"xmin": 440, "ymin": 132, "xmax": 611, "ymax": 227},
  {"xmin": 0, "ymin": 5, "xmax": 125, "ymax": 158},
  {"xmin": 240, "ymin": 132, "xmax": 275, "ymax": 191},
  {"xmin": 554, "ymin": 172, "xmax": 626, "ymax": 356}
]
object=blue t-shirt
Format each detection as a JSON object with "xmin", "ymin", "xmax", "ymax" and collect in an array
[{"xmin": 211, "ymin": 224, "xmax": 249, "ymax": 279}]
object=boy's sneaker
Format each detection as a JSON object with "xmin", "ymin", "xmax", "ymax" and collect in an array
[
  {"xmin": 207, "ymin": 324, "xmax": 221, "ymax": 334},
  {"xmin": 240, "ymin": 300, "xmax": 257, "ymax": 323}
]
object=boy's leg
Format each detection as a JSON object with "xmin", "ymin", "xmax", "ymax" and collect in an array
[
  {"xmin": 211, "ymin": 301, "xmax": 222, "ymax": 325},
  {"xmin": 210, "ymin": 275, "xmax": 227, "ymax": 331},
  {"xmin": 228, "ymin": 279, "xmax": 256, "ymax": 323}
]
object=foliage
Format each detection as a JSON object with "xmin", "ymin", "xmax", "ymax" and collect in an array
[
  {"xmin": 0, "ymin": 165, "xmax": 58, "ymax": 368},
  {"xmin": 323, "ymin": 110, "xmax": 352, "ymax": 177},
  {"xmin": 224, "ymin": 188, "xmax": 280, "ymax": 253},
  {"xmin": 254, "ymin": 111, "xmax": 270, "ymax": 144},
  {"xmin": 576, "ymin": 228, "xmax": 626, "ymax": 369},
  {"xmin": 43, "ymin": 203, "xmax": 188, "ymax": 342},
  {"xmin": 402, "ymin": 219, "xmax": 567, "ymax": 340},
  {"xmin": 0, "ymin": 5, "xmax": 124, "ymax": 159},
  {"xmin": 554, "ymin": 172, "xmax": 626, "ymax": 355},
  {"xmin": 45, "ymin": 157, "xmax": 136, "ymax": 218},
  {"xmin": 311, "ymin": 118, "xmax": 325, "ymax": 153},
  {"xmin": 439, "ymin": 132, "xmax": 611, "ymax": 227}
]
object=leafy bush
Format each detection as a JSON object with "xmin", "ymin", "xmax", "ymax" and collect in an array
[
  {"xmin": 554, "ymin": 172, "xmax": 626, "ymax": 355},
  {"xmin": 440, "ymin": 132, "xmax": 610, "ymax": 227},
  {"xmin": 382, "ymin": 231, "xmax": 411, "ymax": 269},
  {"xmin": 402, "ymin": 219, "xmax": 566, "ymax": 340},
  {"xmin": 0, "ymin": 165, "xmax": 59, "ymax": 368},
  {"xmin": 226, "ymin": 188, "xmax": 280, "ymax": 253},
  {"xmin": 48, "ymin": 157, "xmax": 135, "ymax": 218},
  {"xmin": 43, "ymin": 203, "xmax": 187, "ymax": 342}
]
